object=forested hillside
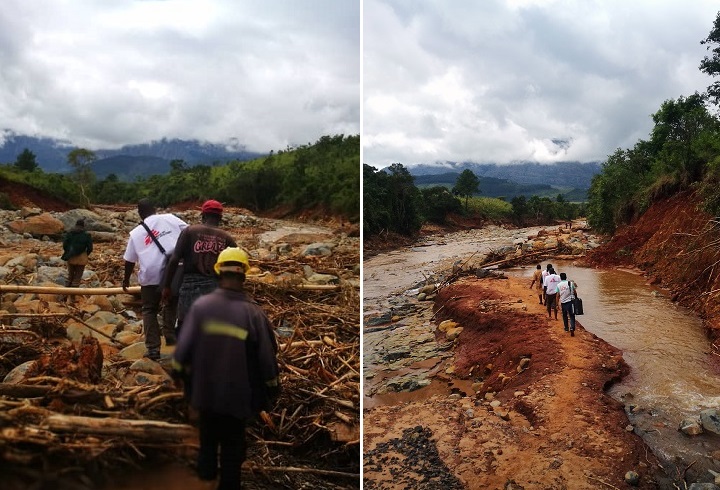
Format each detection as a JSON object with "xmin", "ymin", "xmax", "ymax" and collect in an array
[
  {"xmin": 363, "ymin": 163, "xmax": 585, "ymax": 236},
  {"xmin": 0, "ymin": 134, "xmax": 359, "ymax": 220}
]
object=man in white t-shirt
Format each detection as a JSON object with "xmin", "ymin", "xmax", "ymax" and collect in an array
[
  {"xmin": 123, "ymin": 199, "xmax": 188, "ymax": 360},
  {"xmin": 556, "ymin": 272, "xmax": 578, "ymax": 336},
  {"xmin": 543, "ymin": 268, "xmax": 561, "ymax": 320}
]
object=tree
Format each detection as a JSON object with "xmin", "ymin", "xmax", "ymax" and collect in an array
[
  {"xmin": 700, "ymin": 11, "xmax": 720, "ymax": 106},
  {"xmin": 452, "ymin": 169, "xmax": 480, "ymax": 210},
  {"xmin": 67, "ymin": 148, "xmax": 97, "ymax": 206},
  {"xmin": 420, "ymin": 186, "xmax": 462, "ymax": 224},
  {"xmin": 15, "ymin": 148, "xmax": 38, "ymax": 172}
]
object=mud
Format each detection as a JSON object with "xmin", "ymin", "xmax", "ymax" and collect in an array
[{"xmin": 364, "ymin": 273, "xmax": 666, "ymax": 489}]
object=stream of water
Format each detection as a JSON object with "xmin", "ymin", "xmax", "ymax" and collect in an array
[
  {"xmin": 510, "ymin": 262, "xmax": 720, "ymax": 419},
  {"xmin": 508, "ymin": 262, "xmax": 720, "ymax": 479}
]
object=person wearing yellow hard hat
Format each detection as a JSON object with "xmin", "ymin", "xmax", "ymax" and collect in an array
[
  {"xmin": 172, "ymin": 247, "xmax": 280, "ymax": 489},
  {"xmin": 161, "ymin": 199, "xmax": 237, "ymax": 337}
]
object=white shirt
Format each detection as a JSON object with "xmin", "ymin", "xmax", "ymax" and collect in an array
[
  {"xmin": 556, "ymin": 280, "xmax": 576, "ymax": 303},
  {"xmin": 123, "ymin": 213, "xmax": 188, "ymax": 286},
  {"xmin": 544, "ymin": 273, "xmax": 561, "ymax": 294}
]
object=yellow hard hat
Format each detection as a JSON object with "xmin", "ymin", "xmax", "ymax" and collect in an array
[{"xmin": 214, "ymin": 247, "xmax": 250, "ymax": 275}]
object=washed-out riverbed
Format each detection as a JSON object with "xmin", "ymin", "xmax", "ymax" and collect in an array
[{"xmin": 364, "ymin": 224, "xmax": 720, "ymax": 486}]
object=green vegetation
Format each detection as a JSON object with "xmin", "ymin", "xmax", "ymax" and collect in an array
[
  {"xmin": 452, "ymin": 169, "xmax": 480, "ymax": 210},
  {"xmin": 466, "ymin": 196, "xmax": 512, "ymax": 220},
  {"xmin": 364, "ymin": 163, "xmax": 586, "ymax": 236},
  {"xmin": 14, "ymin": 149, "xmax": 38, "ymax": 172},
  {"xmin": 0, "ymin": 134, "xmax": 360, "ymax": 220},
  {"xmin": 587, "ymin": 91, "xmax": 720, "ymax": 233}
]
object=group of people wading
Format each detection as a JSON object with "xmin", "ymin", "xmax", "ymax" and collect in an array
[
  {"xmin": 530, "ymin": 263, "xmax": 579, "ymax": 336},
  {"xmin": 62, "ymin": 199, "xmax": 280, "ymax": 490}
]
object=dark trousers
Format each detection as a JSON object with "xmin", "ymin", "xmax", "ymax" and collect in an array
[
  {"xmin": 66, "ymin": 264, "xmax": 85, "ymax": 287},
  {"xmin": 197, "ymin": 411, "xmax": 247, "ymax": 490},
  {"xmin": 561, "ymin": 301, "xmax": 576, "ymax": 331},
  {"xmin": 140, "ymin": 285, "xmax": 177, "ymax": 355}
]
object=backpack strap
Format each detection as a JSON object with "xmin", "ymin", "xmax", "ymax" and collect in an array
[{"xmin": 140, "ymin": 221, "xmax": 167, "ymax": 256}]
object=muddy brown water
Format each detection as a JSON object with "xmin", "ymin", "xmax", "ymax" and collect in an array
[{"xmin": 510, "ymin": 263, "xmax": 720, "ymax": 479}]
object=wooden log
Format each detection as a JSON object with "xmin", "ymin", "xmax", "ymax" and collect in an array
[
  {"xmin": 0, "ymin": 283, "xmax": 340, "ymax": 295},
  {"xmin": 480, "ymin": 247, "xmax": 558, "ymax": 269},
  {"xmin": 0, "ymin": 383, "xmax": 106, "ymax": 404},
  {"xmin": 0, "ymin": 285, "xmax": 141, "ymax": 295},
  {"xmin": 44, "ymin": 414, "xmax": 195, "ymax": 441},
  {"xmin": 0, "ymin": 383, "xmax": 52, "ymax": 398}
]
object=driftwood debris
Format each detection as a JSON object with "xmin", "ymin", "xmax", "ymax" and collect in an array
[
  {"xmin": 0, "ymin": 222, "xmax": 360, "ymax": 488},
  {"xmin": 0, "ymin": 285, "xmax": 141, "ymax": 295},
  {"xmin": 45, "ymin": 413, "xmax": 194, "ymax": 441}
]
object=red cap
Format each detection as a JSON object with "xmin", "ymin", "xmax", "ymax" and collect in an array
[{"xmin": 201, "ymin": 199, "xmax": 223, "ymax": 214}]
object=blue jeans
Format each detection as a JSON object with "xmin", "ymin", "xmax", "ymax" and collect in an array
[
  {"xmin": 561, "ymin": 301, "xmax": 576, "ymax": 331},
  {"xmin": 176, "ymin": 274, "xmax": 218, "ymax": 336}
]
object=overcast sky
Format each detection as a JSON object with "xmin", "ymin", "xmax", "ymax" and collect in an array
[
  {"xmin": 364, "ymin": 0, "xmax": 720, "ymax": 168},
  {"xmin": 0, "ymin": 0, "xmax": 359, "ymax": 152}
]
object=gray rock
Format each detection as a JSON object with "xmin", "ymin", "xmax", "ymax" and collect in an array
[
  {"xmin": 383, "ymin": 346, "xmax": 411, "ymax": 362},
  {"xmin": 34, "ymin": 265, "xmax": 68, "ymax": 285},
  {"xmin": 89, "ymin": 231, "xmax": 119, "ymax": 242},
  {"xmin": 384, "ymin": 374, "xmax": 431, "ymax": 392},
  {"xmin": 118, "ymin": 342, "xmax": 148, "ymax": 360},
  {"xmin": 302, "ymin": 242, "xmax": 334, "ymax": 256},
  {"xmin": 700, "ymin": 409, "xmax": 720, "ymax": 435},
  {"xmin": 59, "ymin": 209, "xmax": 115, "ymax": 232},
  {"xmin": 3, "ymin": 360, "xmax": 38, "ymax": 383},
  {"xmin": 688, "ymin": 484, "xmax": 720, "ymax": 490},
  {"xmin": 679, "ymin": 418, "xmax": 704, "ymax": 436},
  {"xmin": 366, "ymin": 312, "xmax": 392, "ymax": 326},
  {"xmin": 625, "ymin": 470, "xmax": 640, "ymax": 486}
]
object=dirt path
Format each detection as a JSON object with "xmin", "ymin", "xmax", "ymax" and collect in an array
[{"xmin": 363, "ymin": 274, "xmax": 665, "ymax": 489}]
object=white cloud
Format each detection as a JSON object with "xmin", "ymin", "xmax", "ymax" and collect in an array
[
  {"xmin": 363, "ymin": 0, "xmax": 720, "ymax": 167},
  {"xmin": 0, "ymin": 0, "xmax": 359, "ymax": 151}
]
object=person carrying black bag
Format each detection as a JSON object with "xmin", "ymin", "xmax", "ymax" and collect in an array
[
  {"xmin": 123, "ymin": 199, "xmax": 188, "ymax": 360},
  {"xmin": 556, "ymin": 272, "xmax": 578, "ymax": 336}
]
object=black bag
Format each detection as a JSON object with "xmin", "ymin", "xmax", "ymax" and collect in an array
[
  {"xmin": 141, "ymin": 221, "xmax": 183, "ymax": 296},
  {"xmin": 573, "ymin": 296, "xmax": 584, "ymax": 315}
]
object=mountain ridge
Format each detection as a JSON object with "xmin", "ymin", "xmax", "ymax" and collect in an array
[{"xmin": 0, "ymin": 131, "xmax": 263, "ymax": 179}]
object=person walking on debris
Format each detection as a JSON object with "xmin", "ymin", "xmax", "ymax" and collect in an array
[
  {"xmin": 162, "ymin": 199, "xmax": 237, "ymax": 337},
  {"xmin": 62, "ymin": 219, "xmax": 93, "ymax": 288},
  {"xmin": 172, "ymin": 247, "xmax": 280, "ymax": 489},
  {"xmin": 556, "ymin": 272, "xmax": 578, "ymax": 336},
  {"xmin": 543, "ymin": 267, "xmax": 561, "ymax": 320},
  {"xmin": 123, "ymin": 199, "xmax": 188, "ymax": 360},
  {"xmin": 529, "ymin": 264, "xmax": 544, "ymax": 305}
]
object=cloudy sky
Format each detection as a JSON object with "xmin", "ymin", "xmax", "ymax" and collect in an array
[
  {"xmin": 0, "ymin": 0, "xmax": 359, "ymax": 152},
  {"xmin": 364, "ymin": 0, "xmax": 720, "ymax": 168}
]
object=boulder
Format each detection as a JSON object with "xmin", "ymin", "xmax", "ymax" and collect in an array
[
  {"xmin": 3, "ymin": 360, "xmax": 38, "ymax": 383},
  {"xmin": 7, "ymin": 212, "xmax": 64, "ymax": 237},
  {"xmin": 302, "ymin": 242, "xmax": 335, "ymax": 257},
  {"xmin": 700, "ymin": 408, "xmax": 720, "ymax": 435},
  {"xmin": 438, "ymin": 320, "xmax": 458, "ymax": 333},
  {"xmin": 446, "ymin": 326, "xmax": 463, "ymax": 341},
  {"xmin": 59, "ymin": 209, "xmax": 114, "ymax": 232},
  {"xmin": 679, "ymin": 417, "xmax": 704, "ymax": 436},
  {"xmin": 118, "ymin": 342, "xmax": 148, "ymax": 360}
]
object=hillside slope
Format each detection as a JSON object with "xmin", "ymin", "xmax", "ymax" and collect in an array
[{"xmin": 585, "ymin": 190, "xmax": 720, "ymax": 344}]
